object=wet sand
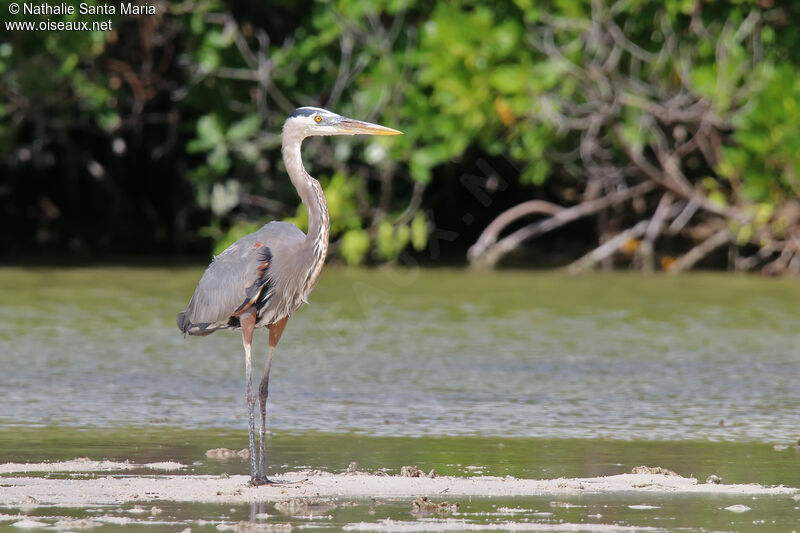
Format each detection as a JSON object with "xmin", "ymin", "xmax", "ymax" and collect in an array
[{"xmin": 0, "ymin": 460, "xmax": 795, "ymax": 506}]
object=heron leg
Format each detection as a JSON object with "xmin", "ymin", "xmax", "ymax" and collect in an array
[
  {"xmin": 240, "ymin": 311, "xmax": 258, "ymax": 485},
  {"xmin": 256, "ymin": 317, "xmax": 289, "ymax": 482},
  {"xmin": 256, "ymin": 344, "xmax": 274, "ymax": 479}
]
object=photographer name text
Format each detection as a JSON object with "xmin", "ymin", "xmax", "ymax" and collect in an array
[{"xmin": 21, "ymin": 2, "xmax": 155, "ymax": 16}]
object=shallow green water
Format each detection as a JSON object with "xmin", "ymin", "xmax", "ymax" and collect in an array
[
  {"xmin": 1, "ymin": 267, "xmax": 799, "ymax": 441},
  {"xmin": 1, "ymin": 267, "xmax": 800, "ymax": 530}
]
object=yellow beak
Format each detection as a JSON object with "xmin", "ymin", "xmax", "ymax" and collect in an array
[{"xmin": 337, "ymin": 119, "xmax": 403, "ymax": 136}]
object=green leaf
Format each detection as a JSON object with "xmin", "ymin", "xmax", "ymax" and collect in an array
[
  {"xmin": 208, "ymin": 145, "xmax": 231, "ymax": 175},
  {"xmin": 709, "ymin": 190, "xmax": 728, "ymax": 208},
  {"xmin": 488, "ymin": 65, "xmax": 527, "ymax": 94},
  {"xmin": 197, "ymin": 46, "xmax": 221, "ymax": 72},
  {"xmin": 411, "ymin": 211, "xmax": 428, "ymax": 251},
  {"xmin": 227, "ymin": 116, "xmax": 261, "ymax": 142},
  {"xmin": 396, "ymin": 224, "xmax": 411, "ymax": 250},
  {"xmin": 340, "ymin": 229, "xmax": 371, "ymax": 265},
  {"xmin": 376, "ymin": 221, "xmax": 394, "ymax": 260},
  {"xmin": 97, "ymin": 112, "xmax": 121, "ymax": 132},
  {"xmin": 409, "ymin": 159, "xmax": 432, "ymax": 184},
  {"xmin": 190, "ymin": 12, "xmax": 204, "ymax": 35},
  {"xmin": 736, "ymin": 224, "xmax": 753, "ymax": 245},
  {"xmin": 60, "ymin": 53, "xmax": 79, "ymax": 75},
  {"xmin": 189, "ymin": 115, "xmax": 225, "ymax": 153}
]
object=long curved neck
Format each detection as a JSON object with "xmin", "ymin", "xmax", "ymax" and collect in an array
[{"xmin": 281, "ymin": 131, "xmax": 330, "ymax": 280}]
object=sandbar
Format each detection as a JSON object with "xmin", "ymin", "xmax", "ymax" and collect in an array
[{"xmin": 0, "ymin": 461, "xmax": 795, "ymax": 506}]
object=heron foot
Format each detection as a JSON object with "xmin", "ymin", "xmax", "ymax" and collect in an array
[
  {"xmin": 249, "ymin": 476, "xmax": 304, "ymax": 487},
  {"xmin": 249, "ymin": 475, "xmax": 278, "ymax": 487}
]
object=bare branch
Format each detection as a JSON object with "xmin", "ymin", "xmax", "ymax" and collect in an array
[
  {"xmin": 393, "ymin": 181, "xmax": 426, "ymax": 227},
  {"xmin": 639, "ymin": 192, "xmax": 674, "ymax": 271},
  {"xmin": 669, "ymin": 227, "xmax": 733, "ymax": 273},
  {"xmin": 667, "ymin": 199, "xmax": 699, "ymax": 235},
  {"xmin": 469, "ymin": 181, "xmax": 657, "ymax": 268},
  {"xmin": 567, "ymin": 202, "xmax": 682, "ymax": 273},
  {"xmin": 567, "ymin": 219, "xmax": 651, "ymax": 274}
]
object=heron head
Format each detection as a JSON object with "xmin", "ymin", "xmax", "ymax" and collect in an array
[{"xmin": 284, "ymin": 107, "xmax": 402, "ymax": 138}]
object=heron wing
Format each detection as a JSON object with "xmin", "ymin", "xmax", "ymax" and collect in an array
[{"xmin": 177, "ymin": 221, "xmax": 305, "ymax": 335}]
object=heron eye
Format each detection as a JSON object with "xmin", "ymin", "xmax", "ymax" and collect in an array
[{"xmin": 314, "ymin": 115, "xmax": 322, "ymax": 123}]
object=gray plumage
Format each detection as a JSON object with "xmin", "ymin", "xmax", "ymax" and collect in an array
[
  {"xmin": 176, "ymin": 107, "xmax": 401, "ymax": 486},
  {"xmin": 177, "ymin": 221, "xmax": 305, "ymax": 336}
]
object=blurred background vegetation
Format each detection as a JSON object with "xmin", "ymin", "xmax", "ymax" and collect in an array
[{"xmin": 2, "ymin": 0, "xmax": 799, "ymax": 273}]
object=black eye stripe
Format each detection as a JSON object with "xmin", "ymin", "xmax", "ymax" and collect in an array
[{"xmin": 289, "ymin": 107, "xmax": 321, "ymax": 118}]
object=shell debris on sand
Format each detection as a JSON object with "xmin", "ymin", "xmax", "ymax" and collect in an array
[
  {"xmin": 206, "ymin": 448, "xmax": 250, "ymax": 460},
  {"xmin": 411, "ymin": 497, "xmax": 459, "ymax": 516},
  {"xmin": 273, "ymin": 498, "xmax": 337, "ymax": 516},
  {"xmin": 630, "ymin": 466, "xmax": 679, "ymax": 477},
  {"xmin": 399, "ymin": 465, "xmax": 436, "ymax": 478}
]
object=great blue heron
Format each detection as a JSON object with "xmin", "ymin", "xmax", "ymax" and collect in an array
[{"xmin": 177, "ymin": 107, "xmax": 401, "ymax": 486}]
